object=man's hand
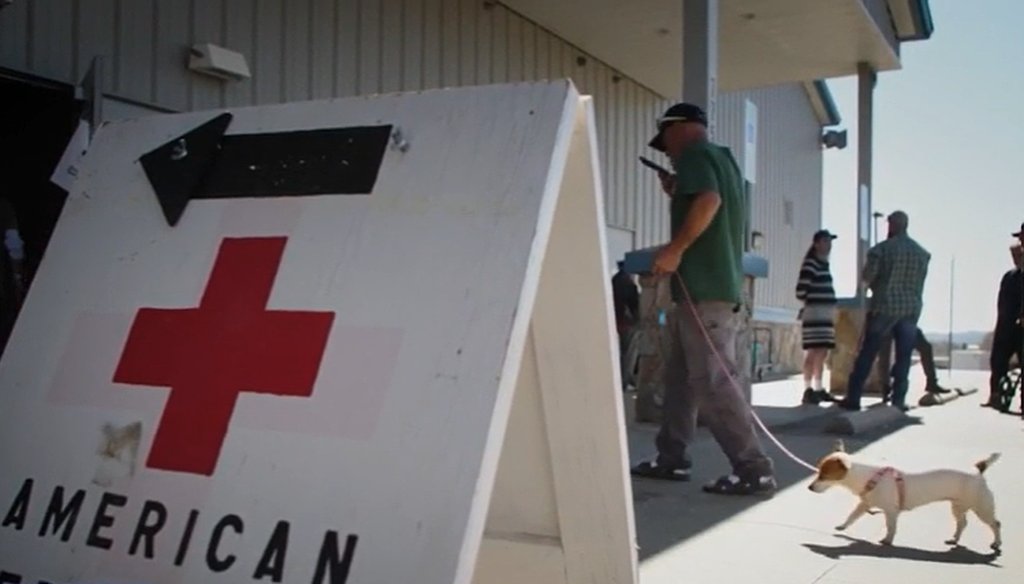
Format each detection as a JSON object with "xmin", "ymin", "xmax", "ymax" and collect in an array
[
  {"xmin": 658, "ymin": 171, "xmax": 676, "ymax": 197},
  {"xmin": 652, "ymin": 244, "xmax": 684, "ymax": 276}
]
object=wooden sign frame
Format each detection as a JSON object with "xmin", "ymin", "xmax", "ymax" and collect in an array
[{"xmin": 0, "ymin": 81, "xmax": 636, "ymax": 584}]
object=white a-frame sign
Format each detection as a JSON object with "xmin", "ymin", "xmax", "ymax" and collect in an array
[{"xmin": 0, "ymin": 81, "xmax": 638, "ymax": 584}]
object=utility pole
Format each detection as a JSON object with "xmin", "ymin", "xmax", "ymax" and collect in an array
[{"xmin": 947, "ymin": 256, "xmax": 955, "ymax": 376}]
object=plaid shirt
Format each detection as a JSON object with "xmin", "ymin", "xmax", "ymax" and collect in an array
[{"xmin": 863, "ymin": 234, "xmax": 931, "ymax": 318}]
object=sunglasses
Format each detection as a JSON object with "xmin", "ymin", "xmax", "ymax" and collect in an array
[{"xmin": 656, "ymin": 116, "xmax": 690, "ymax": 131}]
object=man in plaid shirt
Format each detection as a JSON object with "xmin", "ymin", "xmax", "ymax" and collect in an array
[{"xmin": 840, "ymin": 211, "xmax": 931, "ymax": 411}]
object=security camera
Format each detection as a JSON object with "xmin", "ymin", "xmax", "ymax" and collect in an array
[
  {"xmin": 822, "ymin": 129, "xmax": 848, "ymax": 150},
  {"xmin": 188, "ymin": 43, "xmax": 251, "ymax": 81}
]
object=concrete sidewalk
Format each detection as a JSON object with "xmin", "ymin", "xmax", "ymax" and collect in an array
[
  {"xmin": 629, "ymin": 370, "xmax": 1015, "ymax": 584},
  {"xmin": 626, "ymin": 373, "xmax": 866, "ymax": 430},
  {"xmin": 624, "ymin": 374, "xmax": 848, "ymax": 463}
]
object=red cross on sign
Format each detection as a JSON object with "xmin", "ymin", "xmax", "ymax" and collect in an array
[{"xmin": 113, "ymin": 237, "xmax": 334, "ymax": 476}]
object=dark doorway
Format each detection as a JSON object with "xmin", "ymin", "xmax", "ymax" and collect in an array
[{"xmin": 0, "ymin": 69, "xmax": 81, "ymax": 356}]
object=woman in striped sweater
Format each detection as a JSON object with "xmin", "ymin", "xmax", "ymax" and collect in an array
[{"xmin": 795, "ymin": 229, "xmax": 838, "ymax": 405}]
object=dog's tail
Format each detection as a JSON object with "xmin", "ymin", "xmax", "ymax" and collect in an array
[{"xmin": 975, "ymin": 453, "xmax": 1001, "ymax": 474}]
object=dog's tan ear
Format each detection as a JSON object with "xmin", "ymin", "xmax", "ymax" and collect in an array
[
  {"xmin": 836, "ymin": 453, "xmax": 851, "ymax": 469},
  {"xmin": 832, "ymin": 439, "xmax": 846, "ymax": 453}
]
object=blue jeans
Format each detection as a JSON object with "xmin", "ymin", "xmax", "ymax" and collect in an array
[{"xmin": 845, "ymin": 313, "xmax": 919, "ymax": 407}]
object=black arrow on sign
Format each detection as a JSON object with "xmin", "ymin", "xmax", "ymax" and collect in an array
[{"xmin": 138, "ymin": 112, "xmax": 392, "ymax": 226}]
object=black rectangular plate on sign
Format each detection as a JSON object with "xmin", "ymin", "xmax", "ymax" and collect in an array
[
  {"xmin": 139, "ymin": 115, "xmax": 392, "ymax": 227},
  {"xmin": 198, "ymin": 126, "xmax": 392, "ymax": 199}
]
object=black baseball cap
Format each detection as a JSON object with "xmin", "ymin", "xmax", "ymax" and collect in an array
[
  {"xmin": 1013, "ymin": 222, "xmax": 1024, "ymax": 237},
  {"xmin": 813, "ymin": 229, "xmax": 838, "ymax": 242},
  {"xmin": 648, "ymin": 103, "xmax": 708, "ymax": 153}
]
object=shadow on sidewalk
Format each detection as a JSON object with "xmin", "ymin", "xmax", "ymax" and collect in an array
[
  {"xmin": 803, "ymin": 534, "xmax": 1002, "ymax": 567},
  {"xmin": 631, "ymin": 413, "xmax": 921, "ymax": 561}
]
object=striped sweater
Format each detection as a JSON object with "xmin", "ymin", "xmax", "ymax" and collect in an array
[{"xmin": 795, "ymin": 255, "xmax": 836, "ymax": 305}]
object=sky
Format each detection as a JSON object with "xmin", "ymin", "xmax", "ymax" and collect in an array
[{"xmin": 821, "ymin": 0, "xmax": 1024, "ymax": 334}]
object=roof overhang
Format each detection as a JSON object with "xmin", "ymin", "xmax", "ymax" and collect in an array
[
  {"xmin": 501, "ymin": 0, "xmax": 921, "ymax": 98},
  {"xmin": 887, "ymin": 0, "xmax": 935, "ymax": 41},
  {"xmin": 803, "ymin": 80, "xmax": 842, "ymax": 127}
]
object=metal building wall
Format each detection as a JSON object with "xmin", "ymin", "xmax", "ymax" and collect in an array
[
  {"xmin": 717, "ymin": 86, "xmax": 825, "ymax": 315},
  {"xmin": 0, "ymin": 0, "xmax": 822, "ymax": 313},
  {"xmin": 0, "ymin": 0, "xmax": 671, "ymax": 244}
]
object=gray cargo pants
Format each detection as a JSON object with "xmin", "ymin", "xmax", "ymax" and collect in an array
[{"xmin": 655, "ymin": 301, "xmax": 773, "ymax": 479}]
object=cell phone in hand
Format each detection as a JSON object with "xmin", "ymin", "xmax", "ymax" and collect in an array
[{"xmin": 638, "ymin": 156, "xmax": 670, "ymax": 176}]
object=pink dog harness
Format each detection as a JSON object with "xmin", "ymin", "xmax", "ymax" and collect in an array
[{"xmin": 861, "ymin": 466, "xmax": 906, "ymax": 510}]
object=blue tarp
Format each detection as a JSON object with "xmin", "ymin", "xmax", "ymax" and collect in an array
[{"xmin": 621, "ymin": 246, "xmax": 768, "ymax": 279}]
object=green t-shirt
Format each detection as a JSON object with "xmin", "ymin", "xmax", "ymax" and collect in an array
[{"xmin": 670, "ymin": 141, "xmax": 745, "ymax": 304}]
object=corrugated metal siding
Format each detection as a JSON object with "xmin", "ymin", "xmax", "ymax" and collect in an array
[
  {"xmin": 716, "ymin": 86, "xmax": 824, "ymax": 312},
  {"xmin": 0, "ymin": 0, "xmax": 822, "ymax": 311}
]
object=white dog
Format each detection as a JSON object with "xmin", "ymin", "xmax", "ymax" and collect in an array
[{"xmin": 808, "ymin": 441, "xmax": 1001, "ymax": 551}]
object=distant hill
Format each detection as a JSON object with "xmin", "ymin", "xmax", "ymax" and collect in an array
[{"xmin": 923, "ymin": 331, "xmax": 988, "ymax": 346}]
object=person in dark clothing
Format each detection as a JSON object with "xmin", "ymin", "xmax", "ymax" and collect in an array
[
  {"xmin": 612, "ymin": 261, "xmax": 640, "ymax": 388},
  {"xmin": 612, "ymin": 261, "xmax": 640, "ymax": 337},
  {"xmin": 984, "ymin": 224, "xmax": 1024, "ymax": 408},
  {"xmin": 878, "ymin": 327, "xmax": 950, "ymax": 404},
  {"xmin": 0, "ymin": 199, "xmax": 25, "ymax": 357}
]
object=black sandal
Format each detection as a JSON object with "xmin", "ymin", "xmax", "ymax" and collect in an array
[
  {"xmin": 702, "ymin": 474, "xmax": 776, "ymax": 496},
  {"xmin": 631, "ymin": 460, "xmax": 690, "ymax": 482}
]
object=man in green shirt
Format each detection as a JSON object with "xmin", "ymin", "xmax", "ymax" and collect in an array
[{"xmin": 631, "ymin": 103, "xmax": 775, "ymax": 496}]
